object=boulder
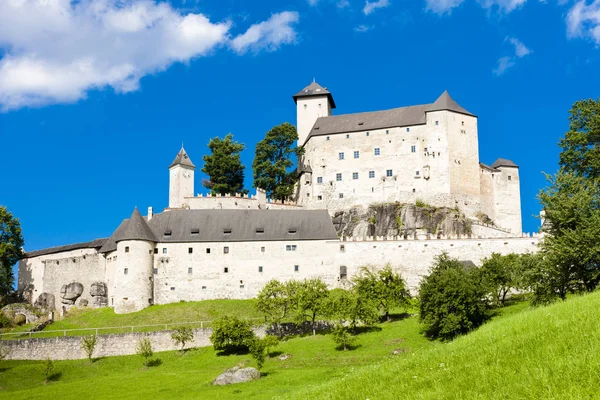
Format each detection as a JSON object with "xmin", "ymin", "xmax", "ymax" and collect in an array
[
  {"xmin": 14, "ymin": 313, "xmax": 26, "ymax": 325},
  {"xmin": 214, "ymin": 367, "xmax": 261, "ymax": 386},
  {"xmin": 34, "ymin": 293, "xmax": 56, "ymax": 310},
  {"xmin": 90, "ymin": 282, "xmax": 107, "ymax": 297},
  {"xmin": 60, "ymin": 282, "xmax": 84, "ymax": 305},
  {"xmin": 78, "ymin": 298, "xmax": 89, "ymax": 307}
]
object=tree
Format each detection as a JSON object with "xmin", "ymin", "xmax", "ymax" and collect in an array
[
  {"xmin": 201, "ymin": 133, "xmax": 248, "ymax": 195},
  {"xmin": 40, "ymin": 357, "xmax": 54, "ymax": 384},
  {"xmin": 261, "ymin": 335, "xmax": 280, "ymax": 358},
  {"xmin": 210, "ymin": 316, "xmax": 256, "ymax": 353},
  {"xmin": 171, "ymin": 326, "xmax": 194, "ymax": 354},
  {"xmin": 331, "ymin": 325, "xmax": 356, "ymax": 351},
  {"xmin": 255, "ymin": 280, "xmax": 297, "ymax": 337},
  {"xmin": 136, "ymin": 337, "xmax": 154, "ymax": 368},
  {"xmin": 480, "ymin": 253, "xmax": 522, "ymax": 306},
  {"xmin": 294, "ymin": 278, "xmax": 329, "ymax": 335},
  {"xmin": 324, "ymin": 288, "xmax": 378, "ymax": 331},
  {"xmin": 353, "ymin": 265, "xmax": 411, "ymax": 321},
  {"xmin": 248, "ymin": 338, "xmax": 266, "ymax": 369},
  {"xmin": 252, "ymin": 122, "xmax": 303, "ymax": 202},
  {"xmin": 419, "ymin": 253, "xmax": 491, "ymax": 341},
  {"xmin": 0, "ymin": 206, "xmax": 24, "ymax": 296},
  {"xmin": 80, "ymin": 334, "xmax": 97, "ymax": 363},
  {"xmin": 558, "ymin": 98, "xmax": 600, "ymax": 179}
]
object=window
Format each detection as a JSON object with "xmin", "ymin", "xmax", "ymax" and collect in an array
[
  {"xmin": 339, "ymin": 152, "xmax": 344, "ymax": 160},
  {"xmin": 336, "ymin": 173, "xmax": 342, "ymax": 181},
  {"xmin": 188, "ymin": 267, "xmax": 193, "ymax": 274},
  {"xmin": 369, "ymin": 171, "xmax": 375, "ymax": 178},
  {"xmin": 386, "ymin": 130, "xmax": 389, "ymax": 135},
  {"xmin": 224, "ymin": 267, "xmax": 229, "ymax": 273},
  {"xmin": 164, "ymin": 230, "xmax": 172, "ymax": 236},
  {"xmin": 162, "ymin": 248, "xmax": 167, "ymax": 254},
  {"xmin": 424, "ymin": 147, "xmax": 428, "ymax": 152},
  {"xmin": 374, "ymin": 148, "xmax": 380, "ymax": 156},
  {"xmin": 124, "ymin": 268, "xmax": 128, "ymax": 275},
  {"xmin": 339, "ymin": 193, "xmax": 344, "ymax": 199},
  {"xmin": 340, "ymin": 244, "xmax": 345, "ymax": 252},
  {"xmin": 416, "ymin": 171, "xmax": 420, "ymax": 176},
  {"xmin": 406, "ymin": 127, "xmax": 410, "ymax": 132},
  {"xmin": 191, "ymin": 228, "xmax": 199, "ymax": 235},
  {"xmin": 224, "ymin": 247, "xmax": 229, "ymax": 254},
  {"xmin": 154, "ymin": 248, "xmax": 158, "ymax": 254},
  {"xmin": 154, "ymin": 268, "xmax": 158, "ymax": 274},
  {"xmin": 340, "ymin": 265, "xmax": 347, "ymax": 280},
  {"xmin": 366, "ymin": 132, "xmax": 369, "ymax": 136},
  {"xmin": 508, "ymin": 175, "xmax": 512, "ymax": 181},
  {"xmin": 411, "ymin": 145, "xmax": 416, "ymax": 153},
  {"xmin": 354, "ymin": 151, "xmax": 359, "ymax": 159},
  {"xmin": 261, "ymin": 246, "xmax": 265, "ymax": 252},
  {"xmin": 317, "ymin": 177, "xmax": 323, "ymax": 184},
  {"xmin": 386, "ymin": 169, "xmax": 393, "ymax": 177},
  {"xmin": 346, "ymin": 134, "xmax": 350, "ymax": 139},
  {"xmin": 206, "ymin": 248, "xmax": 211, "ymax": 254},
  {"xmin": 258, "ymin": 266, "xmax": 263, "ymax": 273},
  {"xmin": 125, "ymin": 246, "xmax": 129, "ymax": 253},
  {"xmin": 188, "ymin": 247, "xmax": 193, "ymax": 254},
  {"xmin": 202, "ymin": 286, "xmax": 207, "ymax": 289},
  {"xmin": 223, "ymin": 228, "xmax": 231, "ymax": 234},
  {"xmin": 294, "ymin": 265, "xmax": 299, "ymax": 272},
  {"xmin": 462, "ymin": 121, "xmax": 465, "ymax": 126},
  {"xmin": 240, "ymin": 285, "xmax": 245, "ymax": 289},
  {"xmin": 326, "ymin": 136, "xmax": 330, "ymax": 141},
  {"xmin": 353, "ymin": 172, "xmax": 359, "ymax": 180},
  {"xmin": 288, "ymin": 228, "xmax": 297, "ymax": 234},
  {"xmin": 286, "ymin": 245, "xmax": 297, "ymax": 251},
  {"xmin": 435, "ymin": 121, "xmax": 439, "ymax": 125},
  {"xmin": 317, "ymin": 195, "xmax": 323, "ymax": 200},
  {"xmin": 256, "ymin": 228, "xmax": 264, "ymax": 234}
]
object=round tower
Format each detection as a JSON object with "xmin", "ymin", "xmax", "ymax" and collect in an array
[{"xmin": 113, "ymin": 208, "xmax": 157, "ymax": 314}]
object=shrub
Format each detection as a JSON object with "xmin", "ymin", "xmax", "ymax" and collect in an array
[
  {"xmin": 331, "ymin": 325, "xmax": 356, "ymax": 351},
  {"xmin": 210, "ymin": 316, "xmax": 256, "ymax": 353},
  {"xmin": 0, "ymin": 312, "xmax": 14, "ymax": 329},
  {"xmin": 39, "ymin": 357, "xmax": 54, "ymax": 384},
  {"xmin": 249, "ymin": 338, "xmax": 266, "ymax": 369},
  {"xmin": 262, "ymin": 335, "xmax": 280, "ymax": 357},
  {"xmin": 80, "ymin": 334, "xmax": 97, "ymax": 363},
  {"xmin": 419, "ymin": 252, "xmax": 491, "ymax": 341},
  {"xmin": 171, "ymin": 326, "xmax": 194, "ymax": 353},
  {"xmin": 136, "ymin": 337, "xmax": 154, "ymax": 368}
]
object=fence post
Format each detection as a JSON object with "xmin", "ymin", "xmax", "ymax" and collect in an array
[
  {"xmin": 29, "ymin": 332, "xmax": 32, "ymax": 339},
  {"xmin": 131, "ymin": 326, "xmax": 134, "ymax": 333},
  {"xmin": 63, "ymin": 330, "xmax": 66, "ymax": 337},
  {"xmin": 201, "ymin": 321, "xmax": 203, "ymax": 329}
]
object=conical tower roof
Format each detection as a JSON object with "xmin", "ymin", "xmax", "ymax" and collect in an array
[
  {"xmin": 114, "ymin": 208, "xmax": 157, "ymax": 243},
  {"xmin": 292, "ymin": 81, "xmax": 336, "ymax": 108},
  {"xmin": 428, "ymin": 90, "xmax": 474, "ymax": 116},
  {"xmin": 169, "ymin": 147, "xmax": 196, "ymax": 169}
]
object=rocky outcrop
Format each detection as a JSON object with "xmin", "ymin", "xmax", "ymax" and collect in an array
[
  {"xmin": 90, "ymin": 282, "xmax": 108, "ymax": 307},
  {"xmin": 34, "ymin": 293, "xmax": 55, "ymax": 310},
  {"xmin": 214, "ymin": 367, "xmax": 261, "ymax": 386},
  {"xmin": 60, "ymin": 282, "xmax": 84, "ymax": 305},
  {"xmin": 332, "ymin": 202, "xmax": 472, "ymax": 239},
  {"xmin": 1, "ymin": 303, "xmax": 43, "ymax": 324}
]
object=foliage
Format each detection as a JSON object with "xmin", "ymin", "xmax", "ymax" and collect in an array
[
  {"xmin": 249, "ymin": 338, "xmax": 266, "ymax": 369},
  {"xmin": 558, "ymin": 98, "xmax": 600, "ymax": 179},
  {"xmin": 136, "ymin": 337, "xmax": 154, "ymax": 367},
  {"xmin": 324, "ymin": 288, "xmax": 378, "ymax": 331},
  {"xmin": 330, "ymin": 325, "xmax": 356, "ymax": 351},
  {"xmin": 261, "ymin": 334, "xmax": 280, "ymax": 357},
  {"xmin": 252, "ymin": 122, "xmax": 303, "ymax": 202},
  {"xmin": 480, "ymin": 253, "xmax": 523, "ymax": 305},
  {"xmin": 170, "ymin": 326, "xmax": 194, "ymax": 353},
  {"xmin": 39, "ymin": 357, "xmax": 54, "ymax": 384},
  {"xmin": 353, "ymin": 265, "xmax": 411, "ymax": 321},
  {"xmin": 210, "ymin": 316, "xmax": 256, "ymax": 352},
  {"xmin": 0, "ymin": 312, "xmax": 14, "ymax": 329},
  {"xmin": 293, "ymin": 278, "xmax": 329, "ymax": 335},
  {"xmin": 255, "ymin": 280, "xmax": 298, "ymax": 337},
  {"xmin": 80, "ymin": 334, "xmax": 97, "ymax": 363},
  {"xmin": 419, "ymin": 252, "xmax": 491, "ymax": 340},
  {"xmin": 415, "ymin": 199, "xmax": 429, "ymax": 208},
  {"xmin": 0, "ymin": 340, "xmax": 9, "ymax": 361},
  {"xmin": 0, "ymin": 206, "xmax": 25, "ymax": 296},
  {"xmin": 201, "ymin": 133, "xmax": 248, "ymax": 195}
]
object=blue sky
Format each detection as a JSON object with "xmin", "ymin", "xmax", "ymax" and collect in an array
[{"xmin": 1, "ymin": 0, "xmax": 600, "ymax": 257}]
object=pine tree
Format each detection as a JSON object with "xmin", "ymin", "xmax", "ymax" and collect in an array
[{"xmin": 201, "ymin": 133, "xmax": 248, "ymax": 195}]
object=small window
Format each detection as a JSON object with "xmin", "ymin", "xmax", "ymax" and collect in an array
[
  {"xmin": 354, "ymin": 151, "xmax": 360, "ymax": 159},
  {"xmin": 336, "ymin": 173, "xmax": 342, "ymax": 181},
  {"xmin": 154, "ymin": 268, "xmax": 158, "ymax": 274},
  {"xmin": 170, "ymin": 287, "xmax": 175, "ymax": 291},
  {"xmin": 326, "ymin": 136, "xmax": 330, "ymax": 141},
  {"xmin": 369, "ymin": 171, "xmax": 375, "ymax": 178},
  {"xmin": 317, "ymin": 195, "xmax": 323, "ymax": 200},
  {"xmin": 162, "ymin": 248, "xmax": 167, "ymax": 254},
  {"xmin": 240, "ymin": 285, "xmax": 245, "ymax": 289},
  {"xmin": 339, "ymin": 193, "xmax": 344, "ymax": 199},
  {"xmin": 202, "ymin": 286, "xmax": 207, "ymax": 289},
  {"xmin": 306, "ymin": 192, "xmax": 310, "ymax": 197},
  {"xmin": 406, "ymin": 127, "xmax": 410, "ymax": 132},
  {"xmin": 411, "ymin": 145, "xmax": 416, "ymax": 153},
  {"xmin": 286, "ymin": 245, "xmax": 291, "ymax": 251},
  {"xmin": 412, "ymin": 188, "xmax": 416, "ymax": 193},
  {"xmin": 435, "ymin": 120, "xmax": 439, "ymax": 125},
  {"xmin": 415, "ymin": 171, "xmax": 420, "ymax": 176},
  {"xmin": 188, "ymin": 267, "xmax": 193, "ymax": 274},
  {"xmin": 224, "ymin": 247, "xmax": 229, "ymax": 254},
  {"xmin": 224, "ymin": 267, "xmax": 229, "ymax": 273},
  {"xmin": 317, "ymin": 177, "xmax": 323, "ymax": 184},
  {"xmin": 340, "ymin": 265, "xmax": 347, "ymax": 279},
  {"xmin": 223, "ymin": 228, "xmax": 232, "ymax": 234},
  {"xmin": 191, "ymin": 228, "xmax": 199, "ymax": 235},
  {"xmin": 366, "ymin": 132, "xmax": 369, "ymax": 136},
  {"xmin": 288, "ymin": 228, "xmax": 297, "ymax": 234},
  {"xmin": 424, "ymin": 147, "xmax": 428, "ymax": 152},
  {"xmin": 124, "ymin": 268, "xmax": 128, "ymax": 275},
  {"xmin": 261, "ymin": 246, "xmax": 265, "ymax": 252},
  {"xmin": 340, "ymin": 244, "xmax": 345, "ymax": 252},
  {"xmin": 206, "ymin": 248, "xmax": 211, "ymax": 254},
  {"xmin": 125, "ymin": 246, "xmax": 129, "ymax": 253},
  {"xmin": 294, "ymin": 265, "xmax": 299, "ymax": 272},
  {"xmin": 353, "ymin": 172, "xmax": 359, "ymax": 180},
  {"xmin": 188, "ymin": 247, "xmax": 193, "ymax": 254},
  {"xmin": 346, "ymin": 134, "xmax": 350, "ymax": 139},
  {"xmin": 508, "ymin": 175, "xmax": 512, "ymax": 181},
  {"xmin": 462, "ymin": 121, "xmax": 465, "ymax": 126},
  {"xmin": 386, "ymin": 169, "xmax": 393, "ymax": 177},
  {"xmin": 339, "ymin": 152, "xmax": 344, "ymax": 160},
  {"xmin": 256, "ymin": 228, "xmax": 264, "ymax": 234},
  {"xmin": 164, "ymin": 230, "xmax": 172, "ymax": 236},
  {"xmin": 386, "ymin": 130, "xmax": 389, "ymax": 135},
  {"xmin": 154, "ymin": 248, "xmax": 158, "ymax": 254},
  {"xmin": 374, "ymin": 148, "xmax": 380, "ymax": 156},
  {"xmin": 258, "ymin": 266, "xmax": 263, "ymax": 273}
]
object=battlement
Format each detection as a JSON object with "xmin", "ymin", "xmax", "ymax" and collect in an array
[
  {"xmin": 183, "ymin": 188, "xmax": 302, "ymax": 210},
  {"xmin": 338, "ymin": 231, "xmax": 541, "ymax": 242}
]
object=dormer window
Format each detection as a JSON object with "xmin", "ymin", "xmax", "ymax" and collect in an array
[
  {"xmin": 256, "ymin": 228, "xmax": 264, "ymax": 234},
  {"xmin": 164, "ymin": 230, "xmax": 172, "ymax": 236},
  {"xmin": 191, "ymin": 228, "xmax": 199, "ymax": 235},
  {"xmin": 223, "ymin": 228, "xmax": 232, "ymax": 234},
  {"xmin": 288, "ymin": 228, "xmax": 297, "ymax": 234}
]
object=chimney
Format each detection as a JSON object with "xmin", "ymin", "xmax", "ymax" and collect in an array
[{"xmin": 148, "ymin": 206, "xmax": 153, "ymax": 221}]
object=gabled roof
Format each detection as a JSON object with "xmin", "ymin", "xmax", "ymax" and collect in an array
[
  {"xmin": 292, "ymin": 81, "xmax": 337, "ymax": 109},
  {"xmin": 25, "ymin": 239, "xmax": 106, "ymax": 258},
  {"xmin": 428, "ymin": 90, "xmax": 475, "ymax": 116},
  {"xmin": 491, "ymin": 158, "xmax": 518, "ymax": 169},
  {"xmin": 169, "ymin": 147, "xmax": 196, "ymax": 169}
]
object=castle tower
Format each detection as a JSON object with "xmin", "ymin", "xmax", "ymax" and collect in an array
[
  {"xmin": 169, "ymin": 147, "xmax": 195, "ymax": 209},
  {"xmin": 113, "ymin": 208, "xmax": 157, "ymax": 314},
  {"xmin": 293, "ymin": 81, "xmax": 336, "ymax": 146},
  {"xmin": 490, "ymin": 158, "xmax": 522, "ymax": 234}
]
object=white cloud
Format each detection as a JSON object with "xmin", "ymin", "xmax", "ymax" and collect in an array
[
  {"xmin": 425, "ymin": 0, "xmax": 466, "ymax": 14},
  {"xmin": 508, "ymin": 37, "xmax": 532, "ymax": 57},
  {"xmin": 0, "ymin": 1, "xmax": 299, "ymax": 110},
  {"xmin": 493, "ymin": 56, "xmax": 516, "ymax": 75},
  {"xmin": 363, "ymin": 0, "xmax": 390, "ymax": 15},
  {"xmin": 479, "ymin": 0, "xmax": 527, "ymax": 13},
  {"xmin": 230, "ymin": 12, "xmax": 299, "ymax": 54},
  {"xmin": 493, "ymin": 37, "xmax": 531, "ymax": 76},
  {"xmin": 566, "ymin": 0, "xmax": 600, "ymax": 44},
  {"xmin": 354, "ymin": 24, "xmax": 373, "ymax": 32}
]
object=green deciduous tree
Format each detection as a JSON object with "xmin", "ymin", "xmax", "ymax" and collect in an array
[
  {"xmin": 249, "ymin": 338, "xmax": 266, "ymax": 369},
  {"xmin": 255, "ymin": 279, "xmax": 298, "ymax": 337},
  {"xmin": 252, "ymin": 122, "xmax": 303, "ymax": 202},
  {"xmin": 353, "ymin": 265, "xmax": 411, "ymax": 321},
  {"xmin": 480, "ymin": 253, "xmax": 523, "ymax": 306},
  {"xmin": 171, "ymin": 326, "xmax": 194, "ymax": 354},
  {"xmin": 294, "ymin": 278, "xmax": 329, "ymax": 335},
  {"xmin": 331, "ymin": 325, "xmax": 356, "ymax": 351},
  {"xmin": 261, "ymin": 335, "xmax": 280, "ymax": 357},
  {"xmin": 419, "ymin": 253, "xmax": 491, "ymax": 341},
  {"xmin": 136, "ymin": 337, "xmax": 154, "ymax": 368},
  {"xmin": 210, "ymin": 316, "xmax": 256, "ymax": 353},
  {"xmin": 201, "ymin": 133, "xmax": 248, "ymax": 195},
  {"xmin": 0, "ymin": 206, "xmax": 24, "ymax": 296},
  {"xmin": 40, "ymin": 357, "xmax": 54, "ymax": 384},
  {"xmin": 80, "ymin": 334, "xmax": 97, "ymax": 363},
  {"xmin": 324, "ymin": 288, "xmax": 378, "ymax": 331}
]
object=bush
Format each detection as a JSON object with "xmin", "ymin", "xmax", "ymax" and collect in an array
[
  {"xmin": 136, "ymin": 337, "xmax": 154, "ymax": 368},
  {"xmin": 39, "ymin": 357, "xmax": 54, "ymax": 384},
  {"xmin": 419, "ymin": 253, "xmax": 491, "ymax": 341},
  {"xmin": 210, "ymin": 316, "xmax": 256, "ymax": 353},
  {"xmin": 0, "ymin": 312, "xmax": 14, "ymax": 329},
  {"xmin": 171, "ymin": 326, "xmax": 194, "ymax": 353},
  {"xmin": 80, "ymin": 334, "xmax": 97, "ymax": 363},
  {"xmin": 262, "ymin": 335, "xmax": 280, "ymax": 357},
  {"xmin": 331, "ymin": 325, "xmax": 356, "ymax": 351},
  {"xmin": 249, "ymin": 338, "xmax": 266, "ymax": 369}
]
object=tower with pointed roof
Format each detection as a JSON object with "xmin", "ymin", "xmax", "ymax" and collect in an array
[
  {"xmin": 293, "ymin": 81, "xmax": 336, "ymax": 146},
  {"xmin": 169, "ymin": 147, "xmax": 195, "ymax": 209}
]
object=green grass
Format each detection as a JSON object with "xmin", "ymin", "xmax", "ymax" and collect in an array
[
  {"xmin": 2, "ymin": 300, "xmax": 262, "ymax": 339},
  {"xmin": 291, "ymin": 291, "xmax": 600, "ymax": 400}
]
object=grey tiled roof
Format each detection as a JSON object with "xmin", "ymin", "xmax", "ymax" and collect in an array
[
  {"xmin": 293, "ymin": 81, "xmax": 337, "ymax": 109},
  {"xmin": 98, "ymin": 208, "xmax": 158, "ymax": 253},
  {"xmin": 169, "ymin": 147, "xmax": 196, "ymax": 169},
  {"xmin": 25, "ymin": 238, "xmax": 106, "ymax": 258},
  {"xmin": 305, "ymin": 91, "xmax": 474, "ymax": 142},
  {"xmin": 491, "ymin": 158, "xmax": 518, "ymax": 168},
  {"xmin": 479, "ymin": 162, "xmax": 500, "ymax": 172}
]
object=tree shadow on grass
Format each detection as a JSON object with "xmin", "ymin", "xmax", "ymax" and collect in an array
[
  {"xmin": 0, "ymin": 367, "xmax": 11, "ymax": 373},
  {"xmin": 334, "ymin": 344, "xmax": 362, "ymax": 351},
  {"xmin": 267, "ymin": 351, "xmax": 283, "ymax": 358},
  {"xmin": 386, "ymin": 312, "xmax": 413, "ymax": 322},
  {"xmin": 147, "ymin": 358, "xmax": 162, "ymax": 367},
  {"xmin": 91, "ymin": 356, "xmax": 106, "ymax": 364},
  {"xmin": 47, "ymin": 372, "xmax": 62, "ymax": 382},
  {"xmin": 216, "ymin": 347, "xmax": 250, "ymax": 357},
  {"xmin": 352, "ymin": 326, "xmax": 382, "ymax": 335}
]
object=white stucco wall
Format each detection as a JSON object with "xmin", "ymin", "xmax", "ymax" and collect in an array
[
  {"xmin": 169, "ymin": 165, "xmax": 195, "ymax": 209},
  {"xmin": 113, "ymin": 240, "xmax": 154, "ymax": 314},
  {"xmin": 297, "ymin": 95, "xmax": 332, "ymax": 146}
]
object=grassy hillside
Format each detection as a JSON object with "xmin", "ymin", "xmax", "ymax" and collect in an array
[{"xmin": 290, "ymin": 291, "xmax": 600, "ymax": 400}]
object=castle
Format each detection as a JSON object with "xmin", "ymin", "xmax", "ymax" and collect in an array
[{"xmin": 18, "ymin": 82, "xmax": 537, "ymax": 314}]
